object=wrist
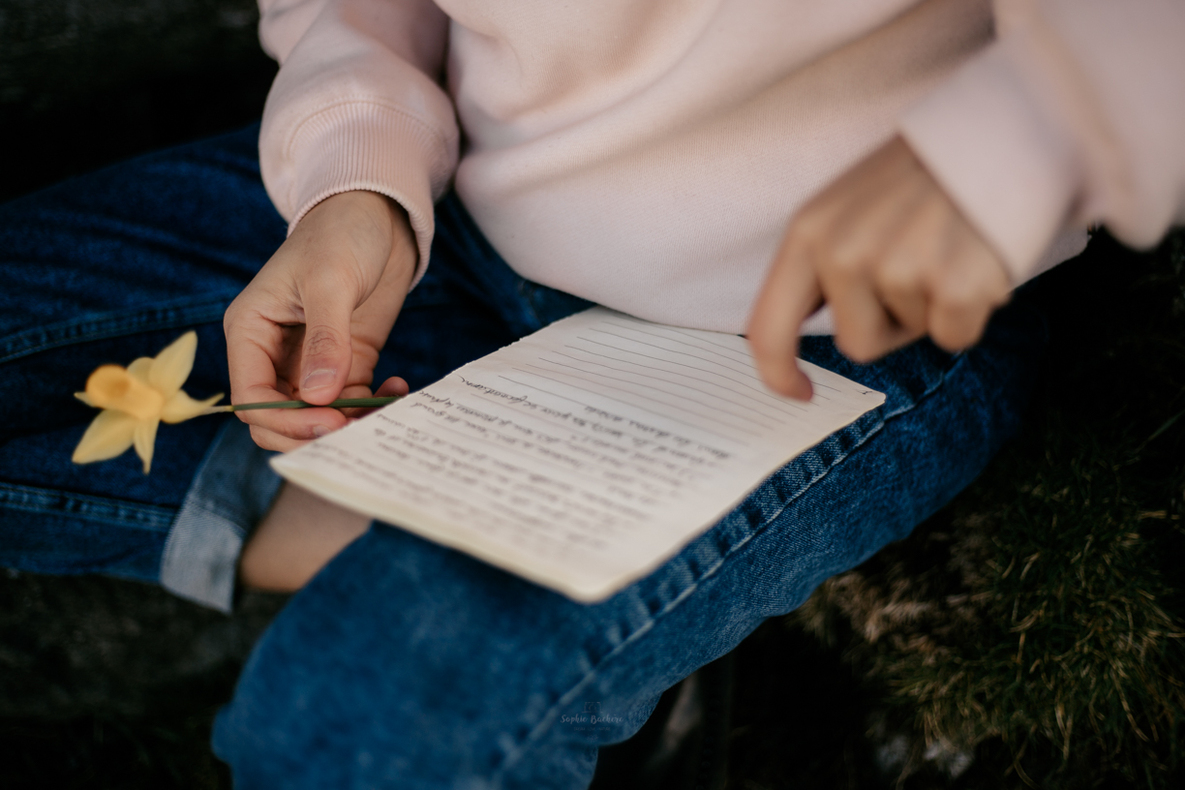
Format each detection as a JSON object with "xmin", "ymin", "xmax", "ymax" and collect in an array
[
  {"xmin": 374, "ymin": 193, "xmax": 418, "ymax": 289},
  {"xmin": 305, "ymin": 191, "xmax": 417, "ymax": 286}
]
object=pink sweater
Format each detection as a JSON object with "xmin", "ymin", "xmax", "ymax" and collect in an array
[{"xmin": 256, "ymin": 0, "xmax": 1185, "ymax": 335}]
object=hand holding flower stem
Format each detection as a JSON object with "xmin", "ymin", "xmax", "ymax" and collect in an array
[
  {"xmin": 223, "ymin": 191, "xmax": 417, "ymax": 452},
  {"xmin": 212, "ymin": 396, "xmax": 402, "ymax": 412},
  {"xmin": 72, "ymin": 330, "xmax": 401, "ymax": 473}
]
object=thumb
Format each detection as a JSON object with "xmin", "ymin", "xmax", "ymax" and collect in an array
[{"xmin": 299, "ymin": 290, "xmax": 356, "ymax": 405}]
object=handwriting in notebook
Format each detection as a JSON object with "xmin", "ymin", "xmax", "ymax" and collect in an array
[{"xmin": 272, "ymin": 308, "xmax": 884, "ymax": 600}]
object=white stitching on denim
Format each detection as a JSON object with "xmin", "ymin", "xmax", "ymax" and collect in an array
[
  {"xmin": 0, "ymin": 295, "xmax": 237, "ymax": 364},
  {"xmin": 0, "ymin": 481, "xmax": 174, "ymax": 531}
]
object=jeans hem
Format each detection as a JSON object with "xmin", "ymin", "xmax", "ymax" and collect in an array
[{"xmin": 160, "ymin": 419, "xmax": 283, "ymax": 613}]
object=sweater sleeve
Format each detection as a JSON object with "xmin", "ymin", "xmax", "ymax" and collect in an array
[
  {"xmin": 256, "ymin": 0, "xmax": 459, "ymax": 286},
  {"xmin": 898, "ymin": 0, "xmax": 1185, "ymax": 283}
]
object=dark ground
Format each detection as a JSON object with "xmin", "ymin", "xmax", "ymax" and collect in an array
[
  {"xmin": 0, "ymin": 0, "xmax": 278, "ymax": 205},
  {"xmin": 3, "ymin": 2, "xmax": 1184, "ymax": 787}
]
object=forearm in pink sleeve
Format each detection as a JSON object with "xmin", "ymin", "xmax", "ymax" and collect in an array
[
  {"xmin": 257, "ymin": 0, "xmax": 459, "ymax": 286},
  {"xmin": 899, "ymin": 0, "xmax": 1185, "ymax": 283}
]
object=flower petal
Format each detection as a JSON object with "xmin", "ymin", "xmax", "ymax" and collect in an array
[
  {"xmin": 127, "ymin": 356, "xmax": 154, "ymax": 382},
  {"xmin": 72, "ymin": 409, "xmax": 138, "ymax": 465},
  {"xmin": 161, "ymin": 391, "xmax": 224, "ymax": 423},
  {"xmin": 133, "ymin": 418, "xmax": 159, "ymax": 474},
  {"xmin": 148, "ymin": 331, "xmax": 198, "ymax": 397}
]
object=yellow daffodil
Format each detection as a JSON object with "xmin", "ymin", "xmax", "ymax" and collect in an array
[
  {"xmin": 69, "ymin": 332, "xmax": 402, "ymax": 473},
  {"xmin": 72, "ymin": 331, "xmax": 223, "ymax": 473}
]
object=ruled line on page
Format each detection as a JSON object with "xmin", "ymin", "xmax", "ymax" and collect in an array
[
  {"xmin": 586, "ymin": 327, "xmax": 757, "ymax": 381},
  {"xmin": 561, "ymin": 338, "xmax": 805, "ymax": 416},
  {"xmin": 587, "ymin": 322, "xmax": 838, "ymax": 405},
  {"xmin": 524, "ymin": 360, "xmax": 762, "ymax": 438},
  {"xmin": 499, "ymin": 370, "xmax": 745, "ymax": 445},
  {"xmin": 462, "ymin": 385, "xmax": 627, "ymax": 434},
  {"xmin": 545, "ymin": 350, "xmax": 784, "ymax": 429},
  {"xmin": 455, "ymin": 388, "xmax": 706, "ymax": 491},
  {"xmin": 553, "ymin": 347, "xmax": 791, "ymax": 423},
  {"xmin": 401, "ymin": 410, "xmax": 687, "ymax": 499},
  {"xmin": 603, "ymin": 321, "xmax": 754, "ymax": 366},
  {"xmin": 640, "ymin": 324, "xmax": 843, "ymax": 397},
  {"xmin": 370, "ymin": 419, "xmax": 619, "ymax": 519},
  {"xmin": 425, "ymin": 417, "xmax": 585, "ymax": 472},
  {"xmin": 495, "ymin": 375, "xmax": 589, "ymax": 409},
  {"xmin": 417, "ymin": 421, "xmax": 658, "ymax": 520}
]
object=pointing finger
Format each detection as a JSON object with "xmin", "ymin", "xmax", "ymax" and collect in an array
[{"xmin": 748, "ymin": 230, "xmax": 823, "ymax": 400}]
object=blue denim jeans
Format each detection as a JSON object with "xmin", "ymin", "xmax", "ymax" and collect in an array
[{"xmin": 0, "ymin": 125, "xmax": 1046, "ymax": 788}]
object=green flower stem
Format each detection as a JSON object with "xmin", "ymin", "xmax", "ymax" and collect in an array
[{"xmin": 212, "ymin": 396, "xmax": 403, "ymax": 413}]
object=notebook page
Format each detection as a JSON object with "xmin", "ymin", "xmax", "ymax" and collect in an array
[{"xmin": 272, "ymin": 308, "xmax": 884, "ymax": 600}]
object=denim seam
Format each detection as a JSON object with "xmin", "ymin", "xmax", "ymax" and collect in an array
[
  {"xmin": 22, "ymin": 207, "xmax": 266, "ymax": 274},
  {"xmin": 33, "ymin": 207, "xmax": 255, "ymax": 258},
  {"xmin": 495, "ymin": 355, "xmax": 961, "ymax": 781},
  {"xmin": 0, "ymin": 482, "xmax": 174, "ymax": 532},
  {"xmin": 0, "ymin": 293, "xmax": 238, "ymax": 364}
]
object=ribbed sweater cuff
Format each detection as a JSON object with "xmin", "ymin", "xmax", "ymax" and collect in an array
[
  {"xmin": 899, "ymin": 38, "xmax": 1082, "ymax": 283},
  {"xmin": 284, "ymin": 101, "xmax": 454, "ymax": 288}
]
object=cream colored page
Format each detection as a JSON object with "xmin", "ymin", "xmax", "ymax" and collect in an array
[{"xmin": 271, "ymin": 308, "xmax": 884, "ymax": 600}]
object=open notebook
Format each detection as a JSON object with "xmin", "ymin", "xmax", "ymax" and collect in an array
[{"xmin": 272, "ymin": 308, "xmax": 884, "ymax": 601}]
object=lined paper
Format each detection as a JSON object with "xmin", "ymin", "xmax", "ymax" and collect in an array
[{"xmin": 272, "ymin": 308, "xmax": 884, "ymax": 600}]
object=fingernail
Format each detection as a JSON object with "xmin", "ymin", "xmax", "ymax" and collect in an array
[
  {"xmin": 313, "ymin": 425, "xmax": 329, "ymax": 438},
  {"xmin": 302, "ymin": 368, "xmax": 336, "ymax": 391}
]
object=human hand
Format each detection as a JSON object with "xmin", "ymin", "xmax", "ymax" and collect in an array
[
  {"xmin": 747, "ymin": 136, "xmax": 1012, "ymax": 399},
  {"xmin": 224, "ymin": 190, "xmax": 417, "ymax": 451}
]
